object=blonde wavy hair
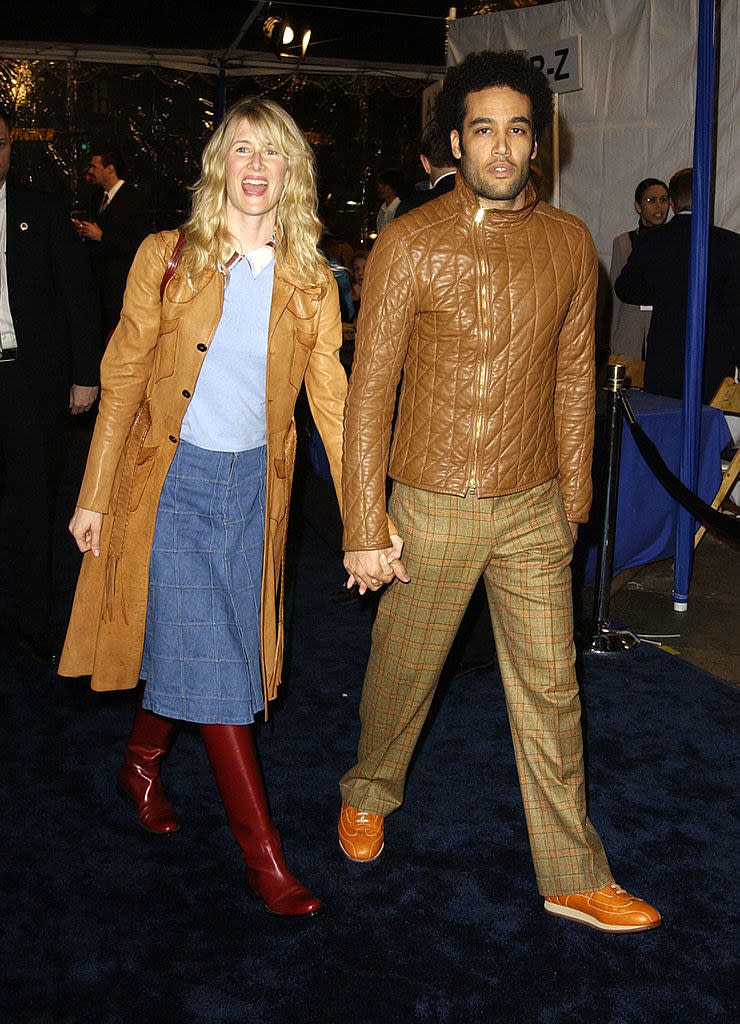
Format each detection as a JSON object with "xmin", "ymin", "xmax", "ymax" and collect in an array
[{"xmin": 181, "ymin": 97, "xmax": 327, "ymax": 287}]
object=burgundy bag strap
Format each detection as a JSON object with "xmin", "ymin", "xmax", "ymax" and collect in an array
[{"xmin": 160, "ymin": 230, "xmax": 186, "ymax": 301}]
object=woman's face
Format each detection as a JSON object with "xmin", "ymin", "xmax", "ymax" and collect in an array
[
  {"xmin": 635, "ymin": 184, "xmax": 670, "ymax": 228},
  {"xmin": 351, "ymin": 256, "xmax": 366, "ymax": 285},
  {"xmin": 224, "ymin": 117, "xmax": 289, "ymax": 234}
]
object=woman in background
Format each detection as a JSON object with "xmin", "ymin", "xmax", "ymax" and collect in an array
[
  {"xmin": 609, "ymin": 177, "xmax": 670, "ymax": 365},
  {"xmin": 59, "ymin": 97, "xmax": 347, "ymax": 918}
]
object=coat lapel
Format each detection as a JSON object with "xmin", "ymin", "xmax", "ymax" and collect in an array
[
  {"xmin": 4, "ymin": 185, "xmax": 31, "ymax": 286},
  {"xmin": 4, "ymin": 184, "xmax": 19, "ymax": 265},
  {"xmin": 265, "ymin": 264, "xmax": 325, "ymax": 431},
  {"xmin": 268, "ymin": 267, "xmax": 295, "ymax": 343}
]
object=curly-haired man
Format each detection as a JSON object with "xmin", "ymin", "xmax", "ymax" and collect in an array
[{"xmin": 338, "ymin": 51, "xmax": 661, "ymax": 933}]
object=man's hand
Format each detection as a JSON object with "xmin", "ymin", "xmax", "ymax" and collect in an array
[
  {"xmin": 69, "ymin": 384, "xmax": 99, "ymax": 414},
  {"xmin": 344, "ymin": 533, "xmax": 410, "ymax": 595},
  {"xmin": 69, "ymin": 506, "xmax": 104, "ymax": 556},
  {"xmin": 568, "ymin": 520, "xmax": 579, "ymax": 542},
  {"xmin": 72, "ymin": 219, "xmax": 103, "ymax": 242}
]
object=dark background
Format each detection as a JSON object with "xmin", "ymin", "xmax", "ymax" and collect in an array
[
  {"xmin": 6, "ymin": 1, "xmax": 453, "ymax": 65},
  {"xmin": 0, "ymin": 2, "xmax": 555, "ymax": 246}
]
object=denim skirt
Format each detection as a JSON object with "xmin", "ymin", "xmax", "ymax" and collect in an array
[{"xmin": 140, "ymin": 440, "xmax": 267, "ymax": 725}]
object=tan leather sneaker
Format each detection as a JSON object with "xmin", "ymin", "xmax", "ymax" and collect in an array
[
  {"xmin": 338, "ymin": 803, "xmax": 385, "ymax": 862},
  {"xmin": 544, "ymin": 882, "xmax": 661, "ymax": 932}
]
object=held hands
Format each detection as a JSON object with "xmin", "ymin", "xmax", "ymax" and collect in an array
[
  {"xmin": 344, "ymin": 534, "xmax": 410, "ymax": 595},
  {"xmin": 69, "ymin": 384, "xmax": 99, "ymax": 415},
  {"xmin": 69, "ymin": 506, "xmax": 104, "ymax": 556}
]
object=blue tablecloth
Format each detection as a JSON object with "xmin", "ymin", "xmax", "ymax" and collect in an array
[{"xmin": 575, "ymin": 391, "xmax": 731, "ymax": 583}]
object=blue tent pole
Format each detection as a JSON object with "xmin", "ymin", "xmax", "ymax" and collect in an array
[
  {"xmin": 673, "ymin": 0, "xmax": 717, "ymax": 611},
  {"xmin": 215, "ymin": 60, "xmax": 227, "ymax": 127},
  {"xmin": 214, "ymin": 2, "xmax": 266, "ymax": 128}
]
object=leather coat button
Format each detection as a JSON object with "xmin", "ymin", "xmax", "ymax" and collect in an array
[
  {"xmin": 168, "ymin": 435, "xmax": 177, "ymax": 443},
  {"xmin": 182, "ymin": 389, "xmax": 191, "ymax": 398},
  {"xmin": 197, "ymin": 343, "xmax": 207, "ymax": 351}
]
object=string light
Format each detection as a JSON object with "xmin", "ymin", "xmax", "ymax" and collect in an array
[{"xmin": 0, "ymin": 57, "xmax": 427, "ymax": 245}]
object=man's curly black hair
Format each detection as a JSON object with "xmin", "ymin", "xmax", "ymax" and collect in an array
[{"xmin": 436, "ymin": 50, "xmax": 554, "ymax": 144}]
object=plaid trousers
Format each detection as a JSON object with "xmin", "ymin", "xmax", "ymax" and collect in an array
[{"xmin": 340, "ymin": 478, "xmax": 613, "ymax": 896}]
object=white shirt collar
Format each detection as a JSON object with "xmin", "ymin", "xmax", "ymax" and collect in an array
[
  {"xmin": 245, "ymin": 242, "xmax": 276, "ymax": 277},
  {"xmin": 104, "ymin": 179, "xmax": 125, "ymax": 204},
  {"xmin": 224, "ymin": 242, "xmax": 275, "ymax": 279},
  {"xmin": 430, "ymin": 170, "xmax": 456, "ymax": 189}
]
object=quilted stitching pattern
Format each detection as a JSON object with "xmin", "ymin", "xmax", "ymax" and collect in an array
[{"xmin": 343, "ymin": 177, "xmax": 597, "ymax": 551}]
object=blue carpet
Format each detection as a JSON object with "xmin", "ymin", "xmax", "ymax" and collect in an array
[{"xmin": 0, "ymin": 518, "xmax": 736, "ymax": 1024}]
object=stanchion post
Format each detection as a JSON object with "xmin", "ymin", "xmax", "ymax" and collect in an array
[{"xmin": 590, "ymin": 363, "xmax": 639, "ymax": 653}]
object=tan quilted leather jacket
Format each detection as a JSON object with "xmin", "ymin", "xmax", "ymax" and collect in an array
[{"xmin": 342, "ymin": 175, "xmax": 598, "ymax": 552}]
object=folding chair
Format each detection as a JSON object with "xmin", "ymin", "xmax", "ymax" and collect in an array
[{"xmin": 694, "ymin": 376, "xmax": 740, "ymax": 547}]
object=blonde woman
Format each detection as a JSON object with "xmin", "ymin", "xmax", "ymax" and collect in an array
[{"xmin": 59, "ymin": 98, "xmax": 347, "ymax": 917}]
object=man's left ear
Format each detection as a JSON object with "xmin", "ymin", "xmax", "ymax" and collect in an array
[{"xmin": 531, "ymin": 139, "xmax": 538, "ymax": 161}]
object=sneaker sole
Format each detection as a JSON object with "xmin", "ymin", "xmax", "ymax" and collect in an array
[
  {"xmin": 338, "ymin": 837, "xmax": 384, "ymax": 863},
  {"xmin": 543, "ymin": 900, "xmax": 661, "ymax": 932}
]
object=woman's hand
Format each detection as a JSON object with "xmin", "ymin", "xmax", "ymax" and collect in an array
[
  {"xmin": 344, "ymin": 534, "xmax": 410, "ymax": 595},
  {"xmin": 69, "ymin": 384, "xmax": 99, "ymax": 415},
  {"xmin": 69, "ymin": 507, "xmax": 104, "ymax": 556}
]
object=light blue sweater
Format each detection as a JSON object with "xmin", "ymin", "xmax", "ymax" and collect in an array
[{"xmin": 180, "ymin": 253, "xmax": 274, "ymax": 452}]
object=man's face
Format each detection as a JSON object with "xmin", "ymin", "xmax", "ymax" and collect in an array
[
  {"xmin": 0, "ymin": 118, "xmax": 11, "ymax": 185},
  {"xmin": 377, "ymin": 180, "xmax": 394, "ymax": 204},
  {"xmin": 88, "ymin": 155, "xmax": 111, "ymax": 187},
  {"xmin": 450, "ymin": 86, "xmax": 537, "ymax": 211}
]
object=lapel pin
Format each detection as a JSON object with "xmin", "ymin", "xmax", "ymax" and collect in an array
[{"xmin": 20, "ymin": 222, "xmax": 28, "ymax": 231}]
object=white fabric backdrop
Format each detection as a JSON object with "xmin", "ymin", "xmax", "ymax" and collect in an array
[{"xmin": 448, "ymin": 0, "xmax": 739, "ymax": 269}]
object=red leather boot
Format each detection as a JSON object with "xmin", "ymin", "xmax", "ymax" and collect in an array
[
  {"xmin": 117, "ymin": 704, "xmax": 179, "ymax": 834},
  {"xmin": 199, "ymin": 723, "xmax": 322, "ymax": 917}
]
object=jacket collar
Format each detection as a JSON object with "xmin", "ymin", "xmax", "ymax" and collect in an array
[
  {"xmin": 453, "ymin": 171, "xmax": 539, "ymax": 227},
  {"xmin": 273, "ymin": 258, "xmax": 324, "ymax": 294},
  {"xmin": 268, "ymin": 260, "xmax": 326, "ymax": 338}
]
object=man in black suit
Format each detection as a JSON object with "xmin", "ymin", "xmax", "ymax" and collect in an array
[
  {"xmin": 0, "ymin": 108, "xmax": 101, "ymax": 662},
  {"xmin": 615, "ymin": 167, "xmax": 739, "ymax": 404},
  {"xmin": 73, "ymin": 146, "xmax": 147, "ymax": 341},
  {"xmin": 394, "ymin": 119, "xmax": 457, "ymax": 219}
]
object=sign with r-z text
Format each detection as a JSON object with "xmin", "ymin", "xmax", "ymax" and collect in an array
[{"xmin": 528, "ymin": 36, "xmax": 583, "ymax": 94}]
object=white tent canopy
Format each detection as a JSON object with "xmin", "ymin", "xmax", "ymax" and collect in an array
[{"xmin": 0, "ymin": 40, "xmax": 442, "ymax": 82}]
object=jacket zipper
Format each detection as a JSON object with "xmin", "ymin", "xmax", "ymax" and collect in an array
[{"xmin": 468, "ymin": 207, "xmax": 490, "ymax": 494}]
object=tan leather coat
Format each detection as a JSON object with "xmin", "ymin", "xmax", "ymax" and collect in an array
[
  {"xmin": 59, "ymin": 230, "xmax": 346, "ymax": 703},
  {"xmin": 342, "ymin": 175, "xmax": 598, "ymax": 551}
]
